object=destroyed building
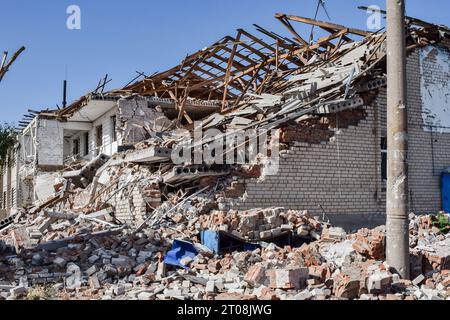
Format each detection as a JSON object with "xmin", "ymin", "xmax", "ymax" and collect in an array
[
  {"xmin": 0, "ymin": 10, "xmax": 450, "ymax": 302},
  {"xmin": 3, "ymin": 13, "xmax": 450, "ymax": 226}
]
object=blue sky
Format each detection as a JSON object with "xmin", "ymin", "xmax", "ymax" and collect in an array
[{"xmin": 0, "ymin": 0, "xmax": 449, "ymax": 124}]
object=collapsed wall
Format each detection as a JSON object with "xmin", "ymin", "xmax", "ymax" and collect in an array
[{"xmin": 117, "ymin": 96, "xmax": 172, "ymax": 146}]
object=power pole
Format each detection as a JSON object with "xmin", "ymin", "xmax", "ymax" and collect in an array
[{"xmin": 386, "ymin": 0, "xmax": 410, "ymax": 279}]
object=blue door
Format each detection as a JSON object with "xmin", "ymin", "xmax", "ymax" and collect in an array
[{"xmin": 442, "ymin": 174, "xmax": 450, "ymax": 213}]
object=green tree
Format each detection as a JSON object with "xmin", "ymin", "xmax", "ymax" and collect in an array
[{"xmin": 0, "ymin": 123, "xmax": 17, "ymax": 167}]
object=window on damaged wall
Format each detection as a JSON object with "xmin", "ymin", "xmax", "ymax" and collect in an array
[
  {"xmin": 111, "ymin": 116, "xmax": 117, "ymax": 142},
  {"xmin": 381, "ymin": 137, "xmax": 387, "ymax": 185},
  {"xmin": 84, "ymin": 132, "xmax": 89, "ymax": 156},
  {"xmin": 73, "ymin": 138, "xmax": 80, "ymax": 158},
  {"xmin": 96, "ymin": 125, "xmax": 103, "ymax": 155}
]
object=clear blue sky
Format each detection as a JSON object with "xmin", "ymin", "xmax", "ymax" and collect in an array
[{"xmin": 0, "ymin": 0, "xmax": 449, "ymax": 124}]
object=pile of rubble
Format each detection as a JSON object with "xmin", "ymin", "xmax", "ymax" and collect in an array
[
  {"xmin": 197, "ymin": 208, "xmax": 322, "ymax": 241},
  {"xmin": 1, "ymin": 201, "xmax": 449, "ymax": 300}
]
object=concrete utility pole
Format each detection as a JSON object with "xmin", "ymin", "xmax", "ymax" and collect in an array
[{"xmin": 386, "ymin": 0, "xmax": 410, "ymax": 279}]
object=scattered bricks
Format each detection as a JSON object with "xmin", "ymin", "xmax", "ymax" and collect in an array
[
  {"xmin": 37, "ymin": 217, "xmax": 57, "ymax": 234},
  {"xmin": 89, "ymin": 275, "xmax": 101, "ymax": 290},
  {"xmin": 442, "ymin": 277, "xmax": 450, "ymax": 287},
  {"xmin": 244, "ymin": 264, "xmax": 266, "ymax": 286},
  {"xmin": 88, "ymin": 255, "xmax": 99, "ymax": 264},
  {"xmin": 215, "ymin": 293, "xmax": 246, "ymax": 300},
  {"xmin": 382, "ymin": 294, "xmax": 403, "ymax": 301},
  {"xmin": 207, "ymin": 260, "xmax": 221, "ymax": 273},
  {"xmin": 65, "ymin": 263, "xmax": 82, "ymax": 290},
  {"xmin": 180, "ymin": 256, "xmax": 194, "ymax": 267},
  {"xmin": 172, "ymin": 214, "xmax": 184, "ymax": 224},
  {"xmin": 436, "ymin": 283, "xmax": 445, "ymax": 291},
  {"xmin": 352, "ymin": 227, "xmax": 386, "ymax": 260},
  {"xmin": 297, "ymin": 225, "xmax": 310, "ymax": 237},
  {"xmin": 268, "ymin": 267, "xmax": 308, "ymax": 290},
  {"xmin": 309, "ymin": 266, "xmax": 328, "ymax": 282},
  {"xmin": 135, "ymin": 264, "xmax": 147, "ymax": 277},
  {"xmin": 86, "ymin": 265, "xmax": 98, "ymax": 277},
  {"xmin": 333, "ymin": 273, "xmax": 361, "ymax": 300},
  {"xmin": 367, "ymin": 272, "xmax": 392, "ymax": 294},
  {"xmin": 111, "ymin": 257, "xmax": 129, "ymax": 267},
  {"xmin": 260, "ymin": 231, "xmax": 272, "ymax": 239},
  {"xmin": 391, "ymin": 279, "xmax": 412, "ymax": 293},
  {"xmin": 293, "ymin": 290, "xmax": 312, "ymax": 300},
  {"xmin": 281, "ymin": 224, "xmax": 293, "ymax": 231},
  {"xmin": 310, "ymin": 231, "xmax": 321, "ymax": 241},
  {"xmin": 257, "ymin": 287, "xmax": 279, "ymax": 301},
  {"xmin": 321, "ymin": 227, "xmax": 347, "ymax": 242},
  {"xmin": 156, "ymin": 262, "xmax": 167, "ymax": 279},
  {"xmin": 424, "ymin": 278, "xmax": 436, "ymax": 289},
  {"xmin": 412, "ymin": 274, "xmax": 426, "ymax": 286},
  {"xmin": 53, "ymin": 257, "xmax": 67, "ymax": 268},
  {"xmin": 422, "ymin": 237, "xmax": 450, "ymax": 272},
  {"xmin": 206, "ymin": 281, "xmax": 216, "ymax": 294},
  {"xmin": 113, "ymin": 285, "xmax": 126, "ymax": 296},
  {"xmin": 137, "ymin": 292, "xmax": 155, "ymax": 300},
  {"xmin": 31, "ymin": 253, "xmax": 43, "ymax": 266},
  {"xmin": 271, "ymin": 228, "xmax": 282, "ymax": 237}
]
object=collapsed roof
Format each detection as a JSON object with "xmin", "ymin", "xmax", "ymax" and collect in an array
[{"xmin": 18, "ymin": 11, "xmax": 450, "ymax": 133}]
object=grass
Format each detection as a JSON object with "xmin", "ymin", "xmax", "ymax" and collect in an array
[
  {"xmin": 25, "ymin": 285, "xmax": 58, "ymax": 301},
  {"xmin": 431, "ymin": 213, "xmax": 450, "ymax": 234}
]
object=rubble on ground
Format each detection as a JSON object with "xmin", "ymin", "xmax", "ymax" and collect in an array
[{"xmin": 1, "ymin": 198, "xmax": 449, "ymax": 300}]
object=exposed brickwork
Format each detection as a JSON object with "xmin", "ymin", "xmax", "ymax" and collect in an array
[
  {"xmin": 408, "ymin": 46, "xmax": 450, "ymax": 214},
  {"xmin": 239, "ymin": 46, "xmax": 450, "ymax": 217},
  {"xmin": 109, "ymin": 185, "xmax": 147, "ymax": 227}
]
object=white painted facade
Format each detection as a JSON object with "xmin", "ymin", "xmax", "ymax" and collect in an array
[{"xmin": 420, "ymin": 45, "xmax": 450, "ymax": 133}]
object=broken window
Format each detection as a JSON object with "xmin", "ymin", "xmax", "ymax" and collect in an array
[
  {"xmin": 96, "ymin": 125, "xmax": 103, "ymax": 155},
  {"xmin": 381, "ymin": 137, "xmax": 387, "ymax": 183},
  {"xmin": 84, "ymin": 132, "xmax": 89, "ymax": 156},
  {"xmin": 73, "ymin": 138, "xmax": 80, "ymax": 157},
  {"xmin": 111, "ymin": 116, "xmax": 117, "ymax": 142}
]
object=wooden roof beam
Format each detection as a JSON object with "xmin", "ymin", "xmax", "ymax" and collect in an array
[
  {"xmin": 239, "ymin": 28, "xmax": 305, "ymax": 67},
  {"xmin": 253, "ymin": 24, "xmax": 298, "ymax": 46},
  {"xmin": 275, "ymin": 13, "xmax": 371, "ymax": 37},
  {"xmin": 187, "ymin": 28, "xmax": 349, "ymax": 93},
  {"xmin": 274, "ymin": 16, "xmax": 309, "ymax": 46},
  {"xmin": 219, "ymin": 44, "xmax": 262, "ymax": 66}
]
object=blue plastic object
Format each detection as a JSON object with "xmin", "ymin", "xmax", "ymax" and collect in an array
[
  {"xmin": 200, "ymin": 230, "xmax": 220, "ymax": 254},
  {"xmin": 442, "ymin": 173, "xmax": 450, "ymax": 213},
  {"xmin": 164, "ymin": 240, "xmax": 198, "ymax": 269}
]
